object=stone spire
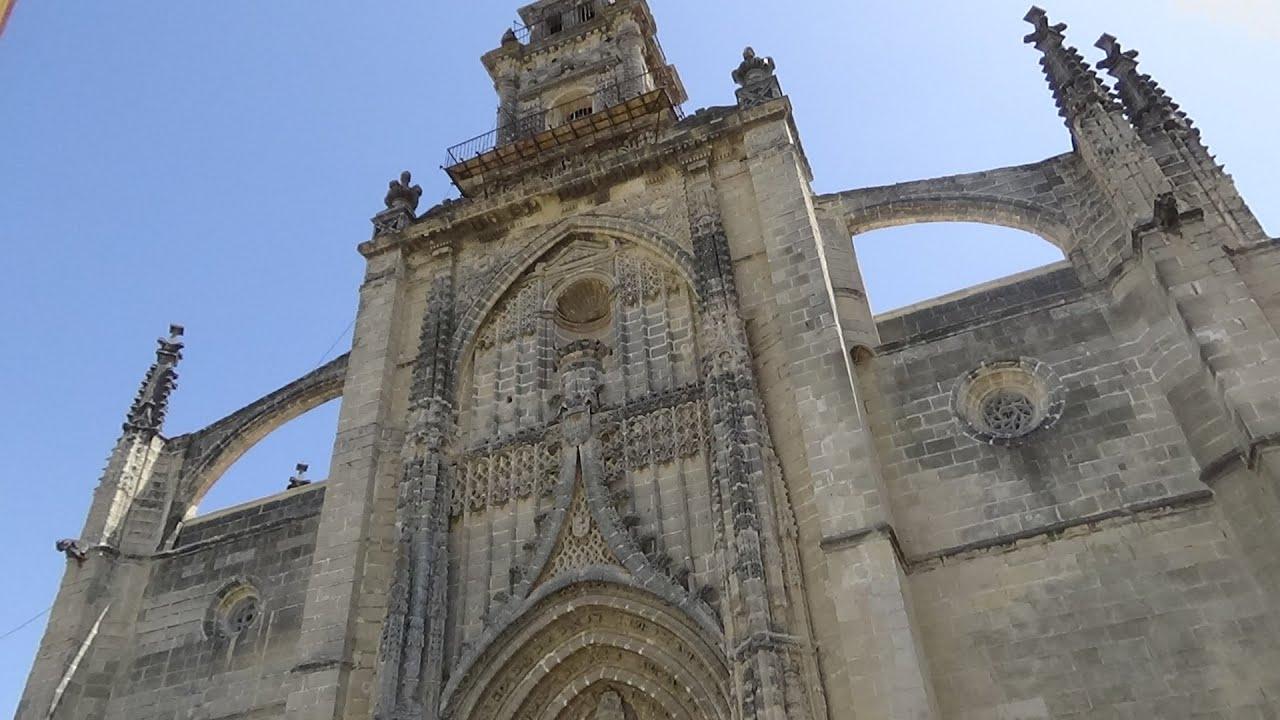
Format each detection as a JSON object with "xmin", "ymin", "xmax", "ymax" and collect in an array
[
  {"xmin": 124, "ymin": 324, "xmax": 184, "ymax": 435},
  {"xmin": 1095, "ymin": 32, "xmax": 1267, "ymax": 243},
  {"xmin": 1095, "ymin": 34, "xmax": 1192, "ymax": 133},
  {"xmin": 1023, "ymin": 7, "xmax": 1117, "ymax": 123}
]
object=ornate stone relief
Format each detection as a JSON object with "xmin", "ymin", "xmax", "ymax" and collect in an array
[
  {"xmin": 452, "ymin": 437, "xmax": 560, "ymax": 518},
  {"xmin": 617, "ymin": 400, "xmax": 705, "ymax": 471},
  {"xmin": 538, "ymin": 480, "xmax": 617, "ymax": 582},
  {"xmin": 616, "ymin": 253, "xmax": 675, "ymax": 306},
  {"xmin": 478, "ymin": 280, "xmax": 542, "ymax": 348},
  {"xmin": 452, "ymin": 390, "xmax": 705, "ymax": 518}
]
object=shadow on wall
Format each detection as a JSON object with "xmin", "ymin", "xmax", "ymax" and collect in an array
[
  {"xmin": 855, "ymin": 222, "xmax": 1066, "ymax": 314},
  {"xmin": 195, "ymin": 398, "xmax": 341, "ymax": 515}
]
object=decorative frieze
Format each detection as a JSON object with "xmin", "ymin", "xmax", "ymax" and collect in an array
[
  {"xmin": 616, "ymin": 253, "xmax": 673, "ymax": 306},
  {"xmin": 454, "ymin": 394, "xmax": 705, "ymax": 517},
  {"xmin": 452, "ymin": 437, "xmax": 561, "ymax": 517},
  {"xmin": 619, "ymin": 400, "xmax": 705, "ymax": 471}
]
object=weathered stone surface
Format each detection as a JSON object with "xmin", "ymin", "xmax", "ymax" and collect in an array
[{"xmin": 19, "ymin": 2, "xmax": 1280, "ymax": 719}]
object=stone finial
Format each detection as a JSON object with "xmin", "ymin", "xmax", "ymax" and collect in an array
[
  {"xmin": 384, "ymin": 171, "xmax": 423, "ymax": 212},
  {"xmin": 732, "ymin": 47, "xmax": 775, "ymax": 86},
  {"xmin": 1096, "ymin": 33, "xmax": 1192, "ymax": 133},
  {"xmin": 124, "ymin": 324, "xmax": 184, "ymax": 434},
  {"xmin": 1023, "ymin": 7, "xmax": 1114, "ymax": 122},
  {"xmin": 56, "ymin": 539, "xmax": 87, "ymax": 563},
  {"xmin": 732, "ymin": 47, "xmax": 783, "ymax": 109},
  {"xmin": 501, "ymin": 27, "xmax": 519, "ymax": 45},
  {"xmin": 373, "ymin": 170, "xmax": 423, "ymax": 237},
  {"xmin": 288, "ymin": 462, "xmax": 311, "ymax": 489}
]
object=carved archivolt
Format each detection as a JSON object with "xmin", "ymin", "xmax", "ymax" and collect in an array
[{"xmin": 444, "ymin": 584, "xmax": 732, "ymax": 720}]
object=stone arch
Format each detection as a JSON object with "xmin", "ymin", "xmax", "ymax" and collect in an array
[
  {"xmin": 442, "ymin": 581, "xmax": 732, "ymax": 720},
  {"xmin": 449, "ymin": 213, "xmax": 699, "ymax": 376},
  {"xmin": 813, "ymin": 155, "xmax": 1124, "ymax": 281},
  {"xmin": 843, "ymin": 194, "xmax": 1075, "ymax": 252},
  {"xmin": 171, "ymin": 353, "xmax": 348, "ymax": 514}
]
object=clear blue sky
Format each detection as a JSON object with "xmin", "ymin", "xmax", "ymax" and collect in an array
[{"xmin": 1, "ymin": 1, "xmax": 1275, "ymax": 713}]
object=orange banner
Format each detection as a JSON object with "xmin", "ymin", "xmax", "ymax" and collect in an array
[{"xmin": 0, "ymin": 0, "xmax": 14, "ymax": 38}]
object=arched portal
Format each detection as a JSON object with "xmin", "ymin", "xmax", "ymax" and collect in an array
[{"xmin": 443, "ymin": 583, "xmax": 732, "ymax": 720}]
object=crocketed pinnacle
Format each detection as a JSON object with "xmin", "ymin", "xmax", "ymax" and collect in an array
[
  {"xmin": 124, "ymin": 324, "xmax": 184, "ymax": 434},
  {"xmin": 1096, "ymin": 33, "xmax": 1195, "ymax": 135},
  {"xmin": 1024, "ymin": 7, "xmax": 1118, "ymax": 124}
]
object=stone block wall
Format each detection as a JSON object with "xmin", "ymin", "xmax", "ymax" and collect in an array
[
  {"xmin": 868, "ymin": 265, "xmax": 1206, "ymax": 560},
  {"xmin": 912, "ymin": 503, "xmax": 1280, "ymax": 719},
  {"xmin": 104, "ymin": 484, "xmax": 326, "ymax": 720},
  {"xmin": 864, "ymin": 264, "xmax": 1280, "ymax": 717}
]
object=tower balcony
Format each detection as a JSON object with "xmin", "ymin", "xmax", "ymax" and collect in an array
[{"xmin": 444, "ymin": 68, "xmax": 684, "ymax": 197}]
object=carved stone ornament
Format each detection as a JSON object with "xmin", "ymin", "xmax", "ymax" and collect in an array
[
  {"xmin": 732, "ymin": 47, "xmax": 776, "ymax": 86},
  {"xmin": 56, "ymin": 539, "xmax": 87, "ymax": 562},
  {"xmin": 558, "ymin": 339, "xmax": 611, "ymax": 415},
  {"xmin": 124, "ymin": 324, "xmax": 184, "ymax": 434},
  {"xmin": 372, "ymin": 170, "xmax": 423, "ymax": 238},
  {"xmin": 732, "ymin": 48, "xmax": 784, "ymax": 109},
  {"xmin": 384, "ymin": 170, "xmax": 423, "ymax": 212}
]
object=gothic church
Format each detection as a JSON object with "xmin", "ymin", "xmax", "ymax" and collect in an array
[{"xmin": 20, "ymin": 1, "xmax": 1280, "ymax": 718}]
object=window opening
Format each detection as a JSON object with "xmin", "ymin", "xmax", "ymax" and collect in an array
[
  {"xmin": 981, "ymin": 390, "xmax": 1036, "ymax": 436},
  {"xmin": 226, "ymin": 596, "xmax": 260, "ymax": 635}
]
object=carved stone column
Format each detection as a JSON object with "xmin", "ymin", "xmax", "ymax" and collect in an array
[
  {"xmin": 684, "ymin": 154, "xmax": 812, "ymax": 720},
  {"xmin": 375, "ymin": 251, "xmax": 457, "ymax": 720}
]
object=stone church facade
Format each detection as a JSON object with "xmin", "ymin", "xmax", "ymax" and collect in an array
[{"xmin": 20, "ymin": 2, "xmax": 1280, "ymax": 718}]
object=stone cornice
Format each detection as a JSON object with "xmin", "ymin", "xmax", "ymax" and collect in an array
[{"xmin": 358, "ymin": 98, "xmax": 794, "ymax": 260}]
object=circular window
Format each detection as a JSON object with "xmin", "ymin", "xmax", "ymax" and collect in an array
[
  {"xmin": 952, "ymin": 358, "xmax": 1064, "ymax": 446},
  {"xmin": 981, "ymin": 390, "xmax": 1037, "ymax": 436},
  {"xmin": 555, "ymin": 277, "xmax": 612, "ymax": 331},
  {"xmin": 226, "ymin": 595, "xmax": 260, "ymax": 635},
  {"xmin": 205, "ymin": 582, "xmax": 262, "ymax": 639}
]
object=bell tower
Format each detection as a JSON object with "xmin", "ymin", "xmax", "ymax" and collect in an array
[
  {"xmin": 486, "ymin": 0, "xmax": 685, "ymax": 130},
  {"xmin": 445, "ymin": 0, "xmax": 686, "ymax": 196}
]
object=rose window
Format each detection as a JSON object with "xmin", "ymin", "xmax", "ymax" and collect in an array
[
  {"xmin": 980, "ymin": 390, "xmax": 1037, "ymax": 437},
  {"xmin": 951, "ymin": 358, "xmax": 1065, "ymax": 446}
]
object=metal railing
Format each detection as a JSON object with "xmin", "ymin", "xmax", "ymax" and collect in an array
[
  {"xmin": 445, "ymin": 69, "xmax": 678, "ymax": 167},
  {"xmin": 511, "ymin": 1, "xmax": 602, "ymax": 44}
]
